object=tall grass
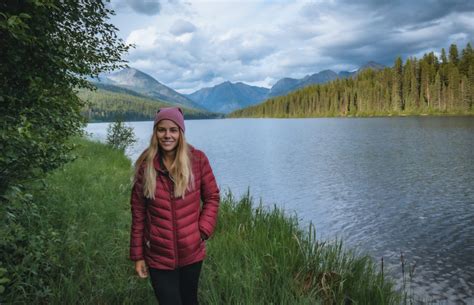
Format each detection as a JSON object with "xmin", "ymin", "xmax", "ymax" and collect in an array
[
  {"xmin": 1, "ymin": 138, "xmax": 401, "ymax": 304},
  {"xmin": 202, "ymin": 192, "xmax": 400, "ymax": 304}
]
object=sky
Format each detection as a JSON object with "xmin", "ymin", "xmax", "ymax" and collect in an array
[{"xmin": 107, "ymin": 0, "xmax": 474, "ymax": 94}]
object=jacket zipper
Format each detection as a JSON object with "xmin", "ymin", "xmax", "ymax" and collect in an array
[{"xmin": 168, "ymin": 174, "xmax": 179, "ymax": 269}]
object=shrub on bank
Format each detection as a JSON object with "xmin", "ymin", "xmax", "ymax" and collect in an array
[{"xmin": 0, "ymin": 138, "xmax": 400, "ymax": 304}]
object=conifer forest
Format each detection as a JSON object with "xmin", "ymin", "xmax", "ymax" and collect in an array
[{"xmin": 230, "ymin": 43, "xmax": 474, "ymax": 118}]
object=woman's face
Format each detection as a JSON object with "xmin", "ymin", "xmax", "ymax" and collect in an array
[{"xmin": 156, "ymin": 119, "xmax": 180, "ymax": 153}]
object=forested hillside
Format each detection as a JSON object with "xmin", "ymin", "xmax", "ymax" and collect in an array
[
  {"xmin": 99, "ymin": 67, "xmax": 205, "ymax": 110},
  {"xmin": 229, "ymin": 43, "xmax": 474, "ymax": 118},
  {"xmin": 78, "ymin": 87, "xmax": 217, "ymax": 122}
]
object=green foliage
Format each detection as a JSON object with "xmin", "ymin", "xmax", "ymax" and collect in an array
[
  {"xmin": 106, "ymin": 119, "xmax": 137, "ymax": 152},
  {"xmin": 0, "ymin": 267, "xmax": 8, "ymax": 295},
  {"xmin": 0, "ymin": 0, "xmax": 130, "ymax": 195},
  {"xmin": 0, "ymin": 184, "xmax": 63, "ymax": 302},
  {"xmin": 0, "ymin": 138, "xmax": 403, "ymax": 304},
  {"xmin": 229, "ymin": 43, "xmax": 474, "ymax": 118},
  {"xmin": 77, "ymin": 86, "xmax": 217, "ymax": 122},
  {"xmin": 0, "ymin": 138, "xmax": 145, "ymax": 304},
  {"xmin": 449, "ymin": 44, "xmax": 459, "ymax": 66}
]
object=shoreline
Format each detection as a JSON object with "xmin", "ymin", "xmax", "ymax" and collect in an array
[
  {"xmin": 87, "ymin": 112, "xmax": 474, "ymax": 123},
  {"xmin": 1, "ymin": 137, "xmax": 405, "ymax": 304}
]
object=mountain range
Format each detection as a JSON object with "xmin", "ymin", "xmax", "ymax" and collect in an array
[
  {"xmin": 95, "ymin": 68, "xmax": 204, "ymax": 111},
  {"xmin": 185, "ymin": 81, "xmax": 269, "ymax": 114},
  {"xmin": 267, "ymin": 61, "xmax": 385, "ymax": 98},
  {"xmin": 93, "ymin": 61, "xmax": 384, "ymax": 114},
  {"xmin": 186, "ymin": 61, "xmax": 384, "ymax": 113},
  {"xmin": 267, "ymin": 69, "xmax": 340, "ymax": 98}
]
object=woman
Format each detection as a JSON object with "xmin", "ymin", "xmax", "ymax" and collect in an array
[{"xmin": 129, "ymin": 107, "xmax": 220, "ymax": 305}]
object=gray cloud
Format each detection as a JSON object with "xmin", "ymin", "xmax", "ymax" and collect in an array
[
  {"xmin": 129, "ymin": 0, "xmax": 161, "ymax": 15},
  {"xmin": 299, "ymin": 0, "xmax": 474, "ymax": 68},
  {"xmin": 111, "ymin": 0, "xmax": 162, "ymax": 15},
  {"xmin": 169, "ymin": 20, "xmax": 197, "ymax": 36},
  {"xmin": 345, "ymin": 0, "xmax": 474, "ymax": 25},
  {"xmin": 123, "ymin": 0, "xmax": 474, "ymax": 92},
  {"xmin": 215, "ymin": 31, "xmax": 278, "ymax": 65}
]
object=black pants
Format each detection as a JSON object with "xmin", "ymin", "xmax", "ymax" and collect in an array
[{"xmin": 149, "ymin": 261, "xmax": 203, "ymax": 305}]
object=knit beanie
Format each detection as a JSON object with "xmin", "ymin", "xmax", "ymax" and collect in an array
[{"xmin": 153, "ymin": 107, "xmax": 185, "ymax": 132}]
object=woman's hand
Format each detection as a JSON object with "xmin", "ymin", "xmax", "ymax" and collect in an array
[{"xmin": 135, "ymin": 260, "xmax": 148, "ymax": 278}]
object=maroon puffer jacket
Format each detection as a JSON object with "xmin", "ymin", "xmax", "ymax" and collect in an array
[{"xmin": 129, "ymin": 147, "xmax": 220, "ymax": 270}]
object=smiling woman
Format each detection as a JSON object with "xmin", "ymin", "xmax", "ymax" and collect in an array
[
  {"xmin": 156, "ymin": 120, "xmax": 180, "ymax": 152},
  {"xmin": 129, "ymin": 107, "xmax": 220, "ymax": 305}
]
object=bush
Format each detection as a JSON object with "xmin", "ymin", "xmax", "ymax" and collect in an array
[
  {"xmin": 106, "ymin": 119, "xmax": 137, "ymax": 152},
  {"xmin": 0, "ymin": 0, "xmax": 130, "ymax": 195},
  {"xmin": 0, "ymin": 185, "xmax": 63, "ymax": 303}
]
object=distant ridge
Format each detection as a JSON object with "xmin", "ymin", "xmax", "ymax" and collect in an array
[
  {"xmin": 267, "ymin": 62, "xmax": 385, "ymax": 98},
  {"xmin": 358, "ymin": 61, "xmax": 385, "ymax": 72},
  {"xmin": 91, "ymin": 63, "xmax": 385, "ymax": 115},
  {"xmin": 268, "ymin": 69, "xmax": 339, "ymax": 98},
  {"xmin": 78, "ymin": 84, "xmax": 217, "ymax": 123},
  {"xmin": 186, "ymin": 81, "xmax": 269, "ymax": 114},
  {"xmin": 95, "ymin": 68, "xmax": 205, "ymax": 111},
  {"xmin": 185, "ymin": 62, "xmax": 385, "ymax": 113},
  {"xmin": 92, "ymin": 82, "xmax": 153, "ymax": 99}
]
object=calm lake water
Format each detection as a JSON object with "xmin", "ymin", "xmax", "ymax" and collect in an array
[{"xmin": 86, "ymin": 116, "xmax": 474, "ymax": 304}]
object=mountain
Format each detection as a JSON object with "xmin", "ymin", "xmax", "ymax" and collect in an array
[
  {"xmin": 268, "ymin": 69, "xmax": 338, "ymax": 98},
  {"xmin": 267, "ymin": 62, "xmax": 384, "ymax": 98},
  {"xmin": 78, "ymin": 85, "xmax": 217, "ymax": 123},
  {"xmin": 92, "ymin": 82, "xmax": 155, "ymax": 99},
  {"xmin": 95, "ymin": 68, "xmax": 204, "ymax": 111},
  {"xmin": 185, "ymin": 61, "xmax": 384, "ymax": 113},
  {"xmin": 298, "ymin": 69, "xmax": 339, "ymax": 88},
  {"xmin": 186, "ymin": 81, "xmax": 269, "ymax": 114},
  {"xmin": 267, "ymin": 78, "xmax": 301, "ymax": 98},
  {"xmin": 358, "ymin": 61, "xmax": 385, "ymax": 72},
  {"xmin": 92, "ymin": 63, "xmax": 385, "ymax": 115},
  {"xmin": 338, "ymin": 70, "xmax": 356, "ymax": 78}
]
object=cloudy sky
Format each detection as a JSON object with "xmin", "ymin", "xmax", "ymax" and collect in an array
[{"xmin": 107, "ymin": 0, "xmax": 474, "ymax": 94}]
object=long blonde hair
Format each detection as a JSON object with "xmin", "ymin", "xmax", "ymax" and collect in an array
[{"xmin": 134, "ymin": 125, "xmax": 194, "ymax": 199}]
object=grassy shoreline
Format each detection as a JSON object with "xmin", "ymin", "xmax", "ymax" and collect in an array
[{"xmin": 1, "ymin": 138, "xmax": 402, "ymax": 304}]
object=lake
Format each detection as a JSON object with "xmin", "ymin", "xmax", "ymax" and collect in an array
[{"xmin": 86, "ymin": 116, "xmax": 474, "ymax": 304}]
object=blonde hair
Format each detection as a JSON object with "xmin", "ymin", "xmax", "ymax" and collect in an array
[{"xmin": 134, "ymin": 125, "xmax": 194, "ymax": 199}]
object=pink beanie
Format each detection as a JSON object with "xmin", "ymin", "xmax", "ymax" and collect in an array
[{"xmin": 154, "ymin": 107, "xmax": 185, "ymax": 132}]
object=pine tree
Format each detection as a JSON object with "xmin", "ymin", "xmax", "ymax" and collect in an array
[
  {"xmin": 433, "ymin": 72, "xmax": 442, "ymax": 110},
  {"xmin": 449, "ymin": 44, "xmax": 459, "ymax": 67},
  {"xmin": 389, "ymin": 58, "xmax": 402, "ymax": 111},
  {"xmin": 441, "ymin": 48, "xmax": 448, "ymax": 64},
  {"xmin": 460, "ymin": 42, "xmax": 473, "ymax": 76},
  {"xmin": 447, "ymin": 65, "xmax": 461, "ymax": 111},
  {"xmin": 409, "ymin": 58, "xmax": 420, "ymax": 110},
  {"xmin": 468, "ymin": 65, "xmax": 474, "ymax": 110}
]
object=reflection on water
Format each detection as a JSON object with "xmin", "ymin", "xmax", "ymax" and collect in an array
[{"xmin": 86, "ymin": 116, "xmax": 474, "ymax": 303}]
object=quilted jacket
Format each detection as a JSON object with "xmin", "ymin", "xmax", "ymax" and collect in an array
[{"xmin": 129, "ymin": 146, "xmax": 220, "ymax": 270}]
